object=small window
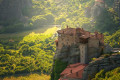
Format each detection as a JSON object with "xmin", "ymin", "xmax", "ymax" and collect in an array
[
  {"xmin": 82, "ymin": 50, "xmax": 83, "ymax": 53},
  {"xmin": 58, "ymin": 34, "xmax": 61, "ymax": 37},
  {"xmin": 76, "ymin": 72, "xmax": 79, "ymax": 76},
  {"xmin": 67, "ymin": 42, "xmax": 68, "ymax": 45}
]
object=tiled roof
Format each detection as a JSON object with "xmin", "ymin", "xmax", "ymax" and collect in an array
[
  {"xmin": 57, "ymin": 28, "xmax": 76, "ymax": 35},
  {"xmin": 57, "ymin": 28, "xmax": 86, "ymax": 35},
  {"xmin": 67, "ymin": 63, "xmax": 81, "ymax": 68},
  {"xmin": 60, "ymin": 63, "xmax": 88, "ymax": 79},
  {"xmin": 80, "ymin": 35, "xmax": 89, "ymax": 39},
  {"xmin": 58, "ymin": 79, "xmax": 68, "ymax": 80},
  {"xmin": 55, "ymin": 40, "xmax": 58, "ymax": 42},
  {"xmin": 95, "ymin": 0, "xmax": 104, "ymax": 3}
]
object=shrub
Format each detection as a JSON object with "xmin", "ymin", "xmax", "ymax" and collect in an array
[
  {"xmin": 92, "ymin": 67, "xmax": 120, "ymax": 80},
  {"xmin": 51, "ymin": 59, "xmax": 68, "ymax": 80}
]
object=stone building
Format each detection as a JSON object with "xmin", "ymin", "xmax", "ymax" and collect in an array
[
  {"xmin": 59, "ymin": 63, "xmax": 88, "ymax": 80},
  {"xmin": 54, "ymin": 27, "xmax": 104, "ymax": 80},
  {"xmin": 55, "ymin": 27, "xmax": 104, "ymax": 64}
]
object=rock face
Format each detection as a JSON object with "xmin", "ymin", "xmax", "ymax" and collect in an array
[
  {"xmin": 54, "ymin": 44, "xmax": 80, "ymax": 64},
  {"xmin": 85, "ymin": 0, "xmax": 105, "ymax": 19},
  {"xmin": 82, "ymin": 54, "xmax": 120, "ymax": 80},
  {"xmin": 0, "ymin": 0, "xmax": 32, "ymax": 23}
]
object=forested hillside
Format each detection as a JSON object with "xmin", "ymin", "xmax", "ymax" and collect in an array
[
  {"xmin": 0, "ymin": 0, "xmax": 120, "ymax": 80},
  {"xmin": 30, "ymin": 0, "xmax": 120, "ymax": 34},
  {"xmin": 0, "ymin": 0, "xmax": 120, "ymax": 34},
  {"xmin": 92, "ymin": 67, "xmax": 120, "ymax": 80},
  {"xmin": 0, "ymin": 27, "xmax": 57, "ymax": 78}
]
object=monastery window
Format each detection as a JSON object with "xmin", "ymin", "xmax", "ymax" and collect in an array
[
  {"xmin": 82, "ymin": 50, "xmax": 83, "ymax": 54},
  {"xmin": 67, "ymin": 38, "xmax": 69, "ymax": 41},
  {"xmin": 67, "ymin": 42, "xmax": 68, "ymax": 45},
  {"xmin": 70, "ymin": 70, "xmax": 72, "ymax": 73},
  {"xmin": 76, "ymin": 72, "xmax": 79, "ymax": 76},
  {"xmin": 99, "ymin": 41, "xmax": 100, "ymax": 46},
  {"xmin": 58, "ymin": 34, "xmax": 61, "ymax": 37}
]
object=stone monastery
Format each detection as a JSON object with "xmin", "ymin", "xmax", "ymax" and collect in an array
[
  {"xmin": 54, "ymin": 26, "xmax": 104, "ymax": 80},
  {"xmin": 53, "ymin": 0, "xmax": 113, "ymax": 80},
  {"xmin": 55, "ymin": 26, "xmax": 104, "ymax": 64}
]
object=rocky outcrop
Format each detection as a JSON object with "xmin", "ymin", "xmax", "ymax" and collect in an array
[
  {"xmin": 82, "ymin": 53, "xmax": 120, "ymax": 80},
  {"xmin": 85, "ymin": 0, "xmax": 105, "ymax": 20},
  {"xmin": 0, "ymin": 0, "xmax": 32, "ymax": 23},
  {"xmin": 54, "ymin": 44, "xmax": 80, "ymax": 64}
]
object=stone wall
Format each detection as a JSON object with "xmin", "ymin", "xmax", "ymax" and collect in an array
[
  {"xmin": 58, "ymin": 34, "xmax": 75, "ymax": 49},
  {"xmin": 54, "ymin": 40, "xmax": 101, "ymax": 64},
  {"xmin": 82, "ymin": 53, "xmax": 120, "ymax": 80}
]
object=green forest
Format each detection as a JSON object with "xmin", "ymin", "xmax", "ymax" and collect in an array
[
  {"xmin": 0, "ymin": 27, "xmax": 57, "ymax": 77},
  {"xmin": 0, "ymin": 0, "xmax": 120, "ymax": 80},
  {"xmin": 92, "ymin": 67, "xmax": 120, "ymax": 80}
]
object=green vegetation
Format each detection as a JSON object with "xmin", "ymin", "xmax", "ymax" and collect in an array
[
  {"xmin": 1, "ymin": 0, "xmax": 119, "ymax": 34},
  {"xmin": 105, "ymin": 30, "xmax": 120, "ymax": 48},
  {"xmin": 30, "ymin": 0, "xmax": 120, "ymax": 34},
  {"xmin": 92, "ymin": 67, "xmax": 120, "ymax": 80},
  {"xmin": 0, "ymin": 27, "xmax": 57, "ymax": 77},
  {"xmin": 1, "ymin": 74, "xmax": 50, "ymax": 80},
  {"xmin": 0, "ymin": 0, "xmax": 120, "ymax": 79},
  {"xmin": 92, "ymin": 58, "xmax": 97, "ymax": 61},
  {"xmin": 51, "ymin": 59, "xmax": 68, "ymax": 80}
]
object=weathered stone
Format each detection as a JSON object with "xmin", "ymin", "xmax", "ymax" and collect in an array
[{"xmin": 82, "ymin": 54, "xmax": 120, "ymax": 80}]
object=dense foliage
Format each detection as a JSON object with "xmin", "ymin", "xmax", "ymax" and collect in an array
[
  {"xmin": 92, "ymin": 67, "xmax": 120, "ymax": 80},
  {"xmin": 0, "ymin": 0, "xmax": 120, "ymax": 34},
  {"xmin": 51, "ymin": 59, "xmax": 68, "ymax": 80},
  {"xmin": 104, "ymin": 30, "xmax": 120, "ymax": 47},
  {"xmin": 0, "ymin": 0, "xmax": 120, "ymax": 79},
  {"xmin": 31, "ymin": 0, "xmax": 120, "ymax": 33},
  {"xmin": 0, "ymin": 27, "xmax": 57, "ymax": 77},
  {"xmin": 1, "ymin": 74, "xmax": 50, "ymax": 80}
]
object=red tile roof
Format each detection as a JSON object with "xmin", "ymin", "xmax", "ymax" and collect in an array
[
  {"xmin": 55, "ymin": 40, "xmax": 58, "ymax": 42},
  {"xmin": 67, "ymin": 63, "xmax": 81, "ymax": 68},
  {"xmin": 57, "ymin": 28, "xmax": 86, "ymax": 36},
  {"xmin": 57, "ymin": 28, "xmax": 76, "ymax": 35},
  {"xmin": 58, "ymin": 79, "xmax": 68, "ymax": 80},
  {"xmin": 95, "ymin": 0, "xmax": 104, "ymax": 3},
  {"xmin": 60, "ymin": 63, "xmax": 88, "ymax": 79},
  {"xmin": 80, "ymin": 35, "xmax": 89, "ymax": 39}
]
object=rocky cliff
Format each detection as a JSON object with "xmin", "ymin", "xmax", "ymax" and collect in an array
[
  {"xmin": 0, "ymin": 0, "xmax": 32, "ymax": 23},
  {"xmin": 54, "ymin": 44, "xmax": 80, "ymax": 64},
  {"xmin": 82, "ymin": 53, "xmax": 120, "ymax": 80}
]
